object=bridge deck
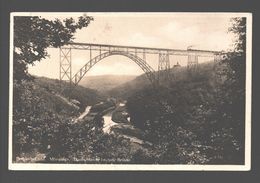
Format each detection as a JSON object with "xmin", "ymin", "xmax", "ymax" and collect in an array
[{"xmin": 61, "ymin": 42, "xmax": 221, "ymax": 57}]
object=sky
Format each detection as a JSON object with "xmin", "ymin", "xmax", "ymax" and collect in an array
[{"xmin": 26, "ymin": 13, "xmax": 239, "ymax": 79}]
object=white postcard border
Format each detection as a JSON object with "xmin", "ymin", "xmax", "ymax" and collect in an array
[{"xmin": 8, "ymin": 12, "xmax": 252, "ymax": 171}]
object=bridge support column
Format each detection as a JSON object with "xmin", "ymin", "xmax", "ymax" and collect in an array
[
  {"xmin": 59, "ymin": 47, "xmax": 73, "ymax": 98},
  {"xmin": 187, "ymin": 53, "xmax": 198, "ymax": 70},
  {"xmin": 60, "ymin": 47, "xmax": 72, "ymax": 84},
  {"xmin": 158, "ymin": 52, "xmax": 170, "ymax": 83},
  {"xmin": 143, "ymin": 49, "xmax": 146, "ymax": 62}
]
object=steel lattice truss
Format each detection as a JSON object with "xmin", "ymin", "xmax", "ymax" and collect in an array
[
  {"xmin": 60, "ymin": 42, "xmax": 222, "ymax": 86},
  {"xmin": 72, "ymin": 51, "xmax": 156, "ymax": 85}
]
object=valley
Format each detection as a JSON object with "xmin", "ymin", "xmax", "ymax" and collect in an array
[
  {"xmin": 79, "ymin": 75, "xmax": 137, "ymax": 94},
  {"xmin": 13, "ymin": 61, "xmax": 245, "ymax": 164}
]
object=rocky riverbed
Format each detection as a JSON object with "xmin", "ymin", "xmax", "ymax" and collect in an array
[
  {"xmin": 74, "ymin": 99, "xmax": 153, "ymax": 158},
  {"xmin": 102, "ymin": 101, "xmax": 152, "ymax": 147}
]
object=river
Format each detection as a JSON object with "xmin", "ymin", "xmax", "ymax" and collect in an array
[
  {"xmin": 73, "ymin": 106, "xmax": 91, "ymax": 123},
  {"xmin": 75, "ymin": 102, "xmax": 151, "ymax": 146},
  {"xmin": 102, "ymin": 102, "xmax": 129, "ymax": 133},
  {"xmin": 74, "ymin": 104, "xmax": 119, "ymax": 133},
  {"xmin": 103, "ymin": 111, "xmax": 118, "ymax": 133},
  {"xmin": 102, "ymin": 102, "xmax": 152, "ymax": 146}
]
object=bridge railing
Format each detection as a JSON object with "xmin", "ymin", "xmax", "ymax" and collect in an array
[{"xmin": 61, "ymin": 42, "xmax": 221, "ymax": 57}]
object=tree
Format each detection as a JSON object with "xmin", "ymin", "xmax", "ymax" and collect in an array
[
  {"xmin": 209, "ymin": 17, "xmax": 247, "ymax": 163},
  {"xmin": 229, "ymin": 17, "xmax": 246, "ymax": 55},
  {"xmin": 13, "ymin": 15, "xmax": 93, "ymax": 81},
  {"xmin": 226, "ymin": 17, "xmax": 246, "ymax": 85}
]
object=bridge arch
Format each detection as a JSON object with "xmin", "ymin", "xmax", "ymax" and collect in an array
[{"xmin": 72, "ymin": 51, "xmax": 157, "ymax": 85}]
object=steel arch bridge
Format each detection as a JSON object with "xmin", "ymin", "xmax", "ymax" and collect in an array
[
  {"xmin": 59, "ymin": 42, "xmax": 222, "ymax": 86},
  {"xmin": 71, "ymin": 51, "xmax": 157, "ymax": 85}
]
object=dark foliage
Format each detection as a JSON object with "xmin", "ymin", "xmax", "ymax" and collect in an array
[
  {"xmin": 46, "ymin": 114, "xmax": 132, "ymax": 164},
  {"xmin": 34, "ymin": 77, "xmax": 104, "ymax": 111},
  {"xmin": 13, "ymin": 80, "xmax": 73, "ymax": 160},
  {"xmin": 13, "ymin": 76, "xmax": 132, "ymax": 163},
  {"xmin": 13, "ymin": 15, "xmax": 93, "ymax": 81},
  {"xmin": 90, "ymin": 100, "xmax": 115, "ymax": 113},
  {"xmin": 13, "ymin": 77, "xmax": 102, "ymax": 160}
]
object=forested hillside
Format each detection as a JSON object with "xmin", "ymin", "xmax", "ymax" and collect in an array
[
  {"xmin": 126, "ymin": 60, "xmax": 245, "ymax": 164},
  {"xmin": 35, "ymin": 77, "xmax": 104, "ymax": 111},
  {"xmin": 108, "ymin": 74, "xmax": 150, "ymax": 99},
  {"xmin": 109, "ymin": 65, "xmax": 197, "ymax": 99},
  {"xmin": 13, "ymin": 76, "xmax": 104, "ymax": 161}
]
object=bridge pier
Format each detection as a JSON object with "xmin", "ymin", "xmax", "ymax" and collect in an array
[
  {"xmin": 60, "ymin": 47, "xmax": 72, "ymax": 84},
  {"xmin": 158, "ymin": 52, "xmax": 171, "ymax": 83},
  {"xmin": 187, "ymin": 53, "xmax": 198, "ymax": 70}
]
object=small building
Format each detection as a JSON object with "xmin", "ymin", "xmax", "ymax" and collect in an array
[{"xmin": 173, "ymin": 62, "xmax": 181, "ymax": 67}]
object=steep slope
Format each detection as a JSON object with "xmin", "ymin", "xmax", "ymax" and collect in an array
[
  {"xmin": 79, "ymin": 75, "xmax": 137, "ymax": 93},
  {"xmin": 34, "ymin": 77, "xmax": 104, "ymax": 111},
  {"xmin": 124, "ymin": 61, "xmax": 245, "ymax": 164},
  {"xmin": 13, "ymin": 76, "xmax": 104, "ymax": 160},
  {"xmin": 108, "ymin": 65, "xmax": 189, "ymax": 99}
]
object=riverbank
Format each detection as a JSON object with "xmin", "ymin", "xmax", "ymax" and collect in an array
[
  {"xmin": 104, "ymin": 102, "xmax": 153, "ymax": 147},
  {"xmin": 76, "ymin": 100, "xmax": 152, "ymax": 147}
]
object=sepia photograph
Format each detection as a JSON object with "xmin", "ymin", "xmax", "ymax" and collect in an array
[{"xmin": 9, "ymin": 12, "xmax": 252, "ymax": 170}]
